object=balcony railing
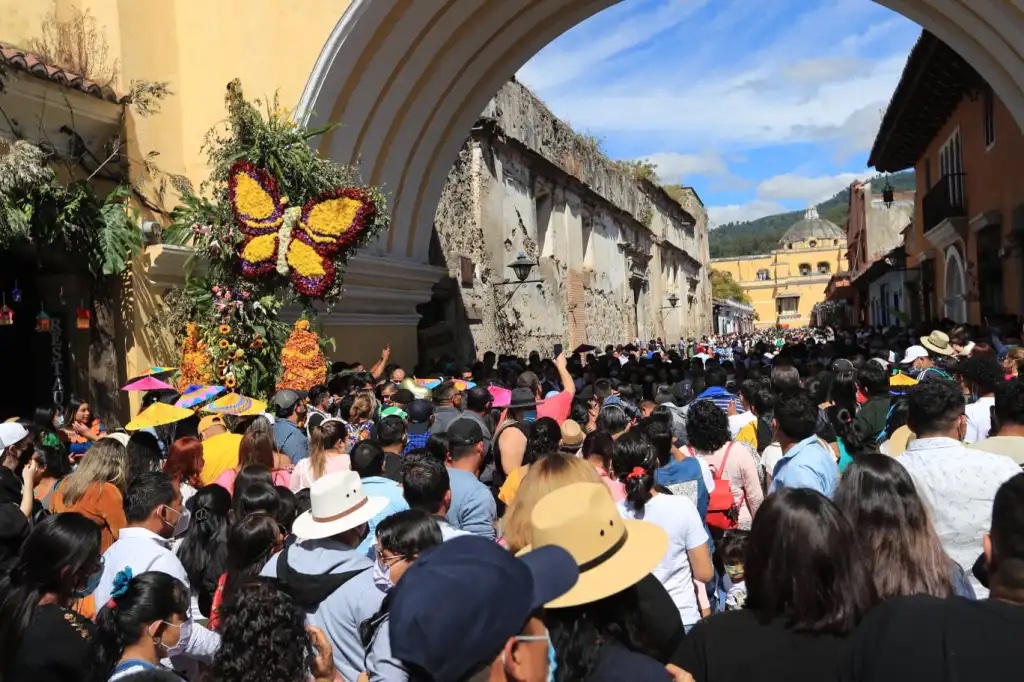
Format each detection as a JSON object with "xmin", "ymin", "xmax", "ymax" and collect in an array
[{"xmin": 922, "ymin": 173, "xmax": 966, "ymax": 233}]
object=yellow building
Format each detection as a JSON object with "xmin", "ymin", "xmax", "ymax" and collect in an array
[{"xmin": 711, "ymin": 208, "xmax": 847, "ymax": 329}]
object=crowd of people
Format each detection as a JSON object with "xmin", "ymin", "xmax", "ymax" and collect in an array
[{"xmin": 1, "ymin": 319, "xmax": 1024, "ymax": 681}]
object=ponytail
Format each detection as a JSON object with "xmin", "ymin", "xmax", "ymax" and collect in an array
[
  {"xmin": 611, "ymin": 431, "xmax": 657, "ymax": 512},
  {"xmin": 92, "ymin": 571, "xmax": 189, "ymax": 680}
]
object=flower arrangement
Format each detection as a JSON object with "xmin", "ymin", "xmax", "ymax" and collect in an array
[
  {"xmin": 177, "ymin": 323, "xmax": 214, "ymax": 392},
  {"xmin": 277, "ymin": 320, "xmax": 328, "ymax": 391},
  {"xmin": 163, "ymin": 81, "xmax": 383, "ymax": 398}
]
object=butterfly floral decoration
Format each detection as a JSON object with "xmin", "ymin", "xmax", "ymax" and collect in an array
[{"xmin": 229, "ymin": 161, "xmax": 378, "ymax": 298}]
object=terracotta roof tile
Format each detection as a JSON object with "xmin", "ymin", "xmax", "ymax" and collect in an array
[{"xmin": 0, "ymin": 42, "xmax": 126, "ymax": 104}]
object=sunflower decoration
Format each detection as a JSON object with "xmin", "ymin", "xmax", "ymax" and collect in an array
[
  {"xmin": 177, "ymin": 323, "xmax": 214, "ymax": 392},
  {"xmin": 225, "ymin": 375, "xmax": 237, "ymax": 388},
  {"xmin": 277, "ymin": 320, "xmax": 327, "ymax": 391},
  {"xmin": 234, "ymin": 349, "xmax": 245, "ymax": 361},
  {"xmin": 218, "ymin": 324, "xmax": 231, "ymax": 335},
  {"xmin": 250, "ymin": 335, "xmax": 265, "ymax": 350},
  {"xmin": 218, "ymin": 339, "xmax": 230, "ymax": 349}
]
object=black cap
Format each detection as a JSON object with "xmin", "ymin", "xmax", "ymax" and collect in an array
[
  {"xmin": 392, "ymin": 388, "xmax": 415, "ymax": 406},
  {"xmin": 389, "ymin": 536, "xmax": 578, "ymax": 682},
  {"xmin": 406, "ymin": 399, "xmax": 434, "ymax": 424},
  {"xmin": 447, "ymin": 419, "xmax": 484, "ymax": 447}
]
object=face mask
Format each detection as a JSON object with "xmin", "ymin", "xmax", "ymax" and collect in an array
[
  {"xmin": 55, "ymin": 415, "xmax": 65, "ymax": 427},
  {"xmin": 160, "ymin": 505, "xmax": 181, "ymax": 539},
  {"xmin": 173, "ymin": 506, "xmax": 192, "ymax": 537},
  {"xmin": 724, "ymin": 564, "xmax": 744, "ymax": 581},
  {"xmin": 73, "ymin": 564, "xmax": 103, "ymax": 598},
  {"xmin": 154, "ymin": 619, "xmax": 191, "ymax": 658},
  {"xmin": 523, "ymin": 410, "xmax": 537, "ymax": 424},
  {"xmin": 507, "ymin": 632, "xmax": 556, "ymax": 682},
  {"xmin": 372, "ymin": 557, "xmax": 394, "ymax": 592}
]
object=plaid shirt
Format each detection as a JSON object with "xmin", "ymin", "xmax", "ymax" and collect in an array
[{"xmin": 404, "ymin": 430, "xmax": 431, "ymax": 455}]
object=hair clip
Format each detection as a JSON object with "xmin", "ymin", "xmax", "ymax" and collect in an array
[{"xmin": 626, "ymin": 466, "xmax": 648, "ymax": 481}]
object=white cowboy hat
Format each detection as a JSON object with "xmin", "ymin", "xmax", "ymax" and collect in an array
[{"xmin": 291, "ymin": 471, "xmax": 390, "ymax": 541}]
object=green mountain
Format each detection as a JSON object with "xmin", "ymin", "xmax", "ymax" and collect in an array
[{"xmin": 708, "ymin": 171, "xmax": 916, "ymax": 259}]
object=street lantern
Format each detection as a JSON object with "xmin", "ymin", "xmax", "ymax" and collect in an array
[
  {"xmin": 667, "ymin": 293, "xmax": 679, "ymax": 308},
  {"xmin": 508, "ymin": 252, "xmax": 537, "ymax": 283},
  {"xmin": 882, "ymin": 174, "xmax": 895, "ymax": 208}
]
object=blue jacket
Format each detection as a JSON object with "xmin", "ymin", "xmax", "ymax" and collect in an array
[{"xmin": 769, "ymin": 435, "xmax": 838, "ymax": 498}]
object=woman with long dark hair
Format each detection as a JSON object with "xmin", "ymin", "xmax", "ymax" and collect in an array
[
  {"xmin": 232, "ymin": 479, "xmax": 280, "ymax": 521},
  {"xmin": 62, "ymin": 398, "xmax": 105, "ymax": 459},
  {"xmin": 497, "ymin": 417, "xmax": 562, "ymax": 505},
  {"xmin": 678, "ymin": 487, "xmax": 877, "ymax": 681},
  {"xmin": 176, "ymin": 484, "xmax": 231, "ymax": 618},
  {"xmin": 360, "ymin": 509, "xmax": 443, "ymax": 679},
  {"xmin": 32, "ymin": 405, "xmax": 67, "ymax": 455},
  {"xmin": 834, "ymin": 453, "xmax": 973, "ymax": 599},
  {"xmin": 0, "ymin": 513, "xmax": 102, "ymax": 681},
  {"xmin": 208, "ymin": 512, "xmax": 282, "ymax": 630},
  {"xmin": 212, "ymin": 579, "xmax": 337, "ymax": 682},
  {"xmin": 614, "ymin": 431, "xmax": 713, "ymax": 632},
  {"xmin": 30, "ymin": 444, "xmax": 71, "ymax": 511},
  {"xmin": 93, "ymin": 571, "xmax": 191, "ymax": 680}
]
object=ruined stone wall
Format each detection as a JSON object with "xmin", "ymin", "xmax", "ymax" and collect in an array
[{"xmin": 431, "ymin": 81, "xmax": 712, "ymax": 359}]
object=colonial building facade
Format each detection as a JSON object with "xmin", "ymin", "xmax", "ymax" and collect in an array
[
  {"xmin": 869, "ymin": 30, "xmax": 1024, "ymax": 326},
  {"xmin": 712, "ymin": 208, "xmax": 848, "ymax": 329},
  {"xmin": 423, "ymin": 81, "xmax": 711, "ymax": 363}
]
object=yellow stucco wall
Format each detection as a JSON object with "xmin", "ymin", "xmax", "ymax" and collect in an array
[{"xmin": 712, "ymin": 239, "xmax": 847, "ymax": 328}]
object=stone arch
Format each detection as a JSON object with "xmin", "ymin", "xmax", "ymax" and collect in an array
[
  {"xmin": 943, "ymin": 243, "xmax": 967, "ymax": 322},
  {"xmin": 296, "ymin": 0, "xmax": 1024, "ymax": 275}
]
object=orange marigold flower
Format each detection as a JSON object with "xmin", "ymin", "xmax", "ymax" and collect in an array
[
  {"xmin": 277, "ymin": 320, "xmax": 327, "ymax": 391},
  {"xmin": 218, "ymin": 324, "xmax": 231, "ymax": 335}
]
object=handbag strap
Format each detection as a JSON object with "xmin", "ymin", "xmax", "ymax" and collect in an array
[{"xmin": 713, "ymin": 443, "xmax": 734, "ymax": 482}]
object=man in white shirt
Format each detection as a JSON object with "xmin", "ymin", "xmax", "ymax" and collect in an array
[
  {"xmin": 96, "ymin": 472, "xmax": 220, "ymax": 662},
  {"xmin": 898, "ymin": 381, "xmax": 1021, "ymax": 597},
  {"xmin": 971, "ymin": 379, "xmax": 1024, "ymax": 466},
  {"xmin": 961, "ymin": 355, "xmax": 1002, "ymax": 443}
]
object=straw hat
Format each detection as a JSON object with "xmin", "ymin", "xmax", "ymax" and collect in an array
[
  {"xmin": 560, "ymin": 419, "xmax": 585, "ymax": 448},
  {"xmin": 920, "ymin": 330, "xmax": 955, "ymax": 356},
  {"xmin": 520, "ymin": 482, "xmax": 667, "ymax": 608},
  {"xmin": 292, "ymin": 471, "xmax": 389, "ymax": 541}
]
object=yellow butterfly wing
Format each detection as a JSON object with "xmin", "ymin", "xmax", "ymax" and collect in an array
[
  {"xmin": 286, "ymin": 239, "xmax": 335, "ymax": 297},
  {"xmin": 228, "ymin": 162, "xmax": 285, "ymax": 235}
]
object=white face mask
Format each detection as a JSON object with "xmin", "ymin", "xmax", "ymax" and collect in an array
[{"xmin": 173, "ymin": 505, "xmax": 191, "ymax": 537}]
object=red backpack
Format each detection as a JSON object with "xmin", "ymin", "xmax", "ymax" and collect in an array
[{"xmin": 703, "ymin": 443, "xmax": 740, "ymax": 530}]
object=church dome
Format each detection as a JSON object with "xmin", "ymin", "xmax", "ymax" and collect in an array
[{"xmin": 778, "ymin": 206, "xmax": 844, "ymax": 245}]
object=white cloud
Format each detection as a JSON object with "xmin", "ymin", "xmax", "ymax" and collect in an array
[
  {"xmin": 757, "ymin": 171, "xmax": 863, "ymax": 204},
  {"xmin": 517, "ymin": 0, "xmax": 708, "ymax": 91},
  {"xmin": 641, "ymin": 151, "xmax": 728, "ymax": 182},
  {"xmin": 708, "ymin": 200, "xmax": 786, "ymax": 226}
]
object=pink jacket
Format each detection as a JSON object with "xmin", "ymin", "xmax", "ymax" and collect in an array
[{"xmin": 695, "ymin": 442, "xmax": 763, "ymax": 529}]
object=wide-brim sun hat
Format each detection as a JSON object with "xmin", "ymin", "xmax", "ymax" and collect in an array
[
  {"xmin": 507, "ymin": 387, "xmax": 543, "ymax": 410},
  {"xmin": 292, "ymin": 471, "xmax": 390, "ymax": 541},
  {"xmin": 920, "ymin": 330, "xmax": 955, "ymax": 356},
  {"xmin": 519, "ymin": 481, "xmax": 668, "ymax": 609}
]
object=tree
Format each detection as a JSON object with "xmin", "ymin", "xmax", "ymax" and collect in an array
[{"xmin": 710, "ymin": 269, "xmax": 750, "ymax": 304}]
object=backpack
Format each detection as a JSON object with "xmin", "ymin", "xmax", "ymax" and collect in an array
[{"xmin": 703, "ymin": 443, "xmax": 740, "ymax": 530}]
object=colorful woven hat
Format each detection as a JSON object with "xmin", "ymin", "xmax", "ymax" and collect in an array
[
  {"xmin": 121, "ymin": 377, "xmax": 175, "ymax": 392},
  {"xmin": 174, "ymin": 385, "xmax": 226, "ymax": 409},
  {"xmin": 204, "ymin": 393, "xmax": 267, "ymax": 416}
]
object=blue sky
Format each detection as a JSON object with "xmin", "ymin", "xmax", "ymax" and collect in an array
[{"xmin": 516, "ymin": 0, "xmax": 921, "ymax": 226}]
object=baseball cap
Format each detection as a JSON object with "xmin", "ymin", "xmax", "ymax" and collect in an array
[
  {"xmin": 830, "ymin": 359, "xmax": 855, "ymax": 373},
  {"xmin": 901, "ymin": 345, "xmax": 929, "ymax": 365},
  {"xmin": 0, "ymin": 423, "xmax": 29, "ymax": 449},
  {"xmin": 271, "ymin": 389, "xmax": 307, "ymax": 412},
  {"xmin": 198, "ymin": 414, "xmax": 225, "ymax": 433},
  {"xmin": 447, "ymin": 419, "xmax": 484, "ymax": 447},
  {"xmin": 389, "ymin": 536, "xmax": 578, "ymax": 682},
  {"xmin": 406, "ymin": 399, "xmax": 434, "ymax": 424},
  {"xmin": 380, "ymin": 406, "xmax": 409, "ymax": 421}
]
